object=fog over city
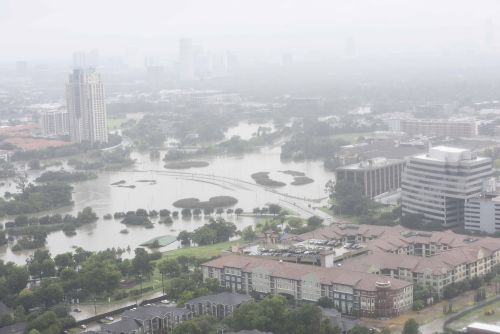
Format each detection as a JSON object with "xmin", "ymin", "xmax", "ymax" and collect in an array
[{"xmin": 2, "ymin": 1, "xmax": 500, "ymax": 334}]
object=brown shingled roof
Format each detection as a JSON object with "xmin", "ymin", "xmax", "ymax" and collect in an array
[{"xmin": 203, "ymin": 255, "xmax": 412, "ymax": 292}]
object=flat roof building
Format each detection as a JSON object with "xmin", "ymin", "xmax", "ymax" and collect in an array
[
  {"xmin": 336, "ymin": 158, "xmax": 405, "ymax": 198},
  {"xmin": 400, "ymin": 118, "xmax": 477, "ymax": 137},
  {"xmin": 402, "ymin": 146, "xmax": 493, "ymax": 227},
  {"xmin": 465, "ymin": 190, "xmax": 500, "ymax": 234}
]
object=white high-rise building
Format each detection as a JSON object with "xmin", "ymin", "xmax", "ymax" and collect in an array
[
  {"xmin": 402, "ymin": 146, "xmax": 493, "ymax": 227},
  {"xmin": 40, "ymin": 109, "xmax": 69, "ymax": 137},
  {"xmin": 66, "ymin": 69, "xmax": 108, "ymax": 144}
]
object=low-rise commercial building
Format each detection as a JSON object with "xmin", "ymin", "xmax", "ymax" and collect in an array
[
  {"xmin": 201, "ymin": 255, "xmax": 413, "ymax": 318},
  {"xmin": 335, "ymin": 158, "xmax": 405, "ymax": 198},
  {"xmin": 400, "ymin": 118, "xmax": 477, "ymax": 137}
]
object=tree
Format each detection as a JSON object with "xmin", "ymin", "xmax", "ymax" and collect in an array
[
  {"xmin": 284, "ymin": 304, "xmax": 323, "ymax": 334},
  {"xmin": 268, "ymin": 204, "xmax": 281, "ymax": 216},
  {"xmin": 177, "ymin": 231, "xmax": 192, "ymax": 245},
  {"xmin": 54, "ymin": 253, "xmax": 74, "ymax": 273},
  {"xmin": 159, "ymin": 209, "xmax": 171, "ymax": 217},
  {"xmin": 216, "ymin": 208, "xmax": 224, "ymax": 215},
  {"xmin": 235, "ymin": 208, "xmax": 244, "ymax": 216},
  {"xmin": 227, "ymin": 295, "xmax": 288, "ymax": 333},
  {"xmin": 380, "ymin": 328, "xmax": 391, "ymax": 334},
  {"xmin": 13, "ymin": 305, "xmax": 26, "ymax": 321},
  {"xmin": 191, "ymin": 226, "xmax": 217, "ymax": 245},
  {"xmin": 203, "ymin": 208, "xmax": 214, "ymax": 216},
  {"xmin": 132, "ymin": 248, "xmax": 154, "ymax": 278},
  {"xmin": 157, "ymin": 259, "xmax": 181, "ymax": 278},
  {"xmin": 26, "ymin": 311, "xmax": 61, "ymax": 334},
  {"xmin": 5, "ymin": 265, "xmax": 29, "ymax": 294},
  {"xmin": 28, "ymin": 250, "xmax": 56, "ymax": 279},
  {"xmin": 317, "ymin": 296, "xmax": 334, "ymax": 308},
  {"xmin": 349, "ymin": 325, "xmax": 371, "ymax": 334},
  {"xmin": 79, "ymin": 256, "xmax": 122, "ymax": 296},
  {"xmin": 402, "ymin": 319, "xmax": 419, "ymax": 334},
  {"xmin": 35, "ymin": 281, "xmax": 64, "ymax": 307},
  {"xmin": 76, "ymin": 207, "xmax": 98, "ymax": 224},
  {"xmin": 307, "ymin": 216, "xmax": 323, "ymax": 228},
  {"xmin": 136, "ymin": 208, "xmax": 148, "ymax": 217},
  {"xmin": 241, "ymin": 226, "xmax": 257, "ymax": 241}
]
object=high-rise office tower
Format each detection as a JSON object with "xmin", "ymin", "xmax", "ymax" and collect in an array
[
  {"xmin": 402, "ymin": 146, "xmax": 493, "ymax": 227},
  {"xmin": 66, "ymin": 68, "xmax": 108, "ymax": 144}
]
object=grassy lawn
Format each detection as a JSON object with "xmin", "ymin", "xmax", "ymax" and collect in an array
[
  {"xmin": 90, "ymin": 241, "xmax": 242, "ymax": 304},
  {"xmin": 107, "ymin": 117, "xmax": 127, "ymax": 130},
  {"xmin": 158, "ymin": 240, "xmax": 242, "ymax": 261},
  {"xmin": 447, "ymin": 298, "xmax": 500, "ymax": 330}
]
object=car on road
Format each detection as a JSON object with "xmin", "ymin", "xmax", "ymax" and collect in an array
[
  {"xmin": 160, "ymin": 299, "xmax": 171, "ymax": 305},
  {"xmin": 80, "ymin": 325, "xmax": 87, "ymax": 330},
  {"xmin": 73, "ymin": 308, "xmax": 81, "ymax": 313},
  {"xmin": 105, "ymin": 316, "xmax": 114, "ymax": 321}
]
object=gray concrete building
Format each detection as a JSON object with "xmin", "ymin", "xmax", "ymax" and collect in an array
[{"xmin": 335, "ymin": 158, "xmax": 405, "ymax": 198}]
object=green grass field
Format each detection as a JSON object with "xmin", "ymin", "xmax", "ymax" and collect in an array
[
  {"xmin": 107, "ymin": 117, "xmax": 127, "ymax": 130},
  {"xmin": 448, "ymin": 299, "xmax": 500, "ymax": 330},
  {"xmin": 96, "ymin": 240, "xmax": 242, "ymax": 302},
  {"xmin": 158, "ymin": 240, "xmax": 242, "ymax": 261}
]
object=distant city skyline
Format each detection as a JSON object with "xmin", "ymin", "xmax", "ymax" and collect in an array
[{"xmin": 1, "ymin": 0, "xmax": 500, "ymax": 63}]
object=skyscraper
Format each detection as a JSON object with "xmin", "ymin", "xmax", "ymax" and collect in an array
[
  {"xmin": 178, "ymin": 38, "xmax": 195, "ymax": 80},
  {"xmin": 66, "ymin": 68, "xmax": 108, "ymax": 144}
]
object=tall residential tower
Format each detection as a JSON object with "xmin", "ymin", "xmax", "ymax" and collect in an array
[{"xmin": 66, "ymin": 68, "xmax": 108, "ymax": 144}]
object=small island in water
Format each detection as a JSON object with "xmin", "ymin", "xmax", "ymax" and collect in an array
[{"xmin": 173, "ymin": 196, "xmax": 238, "ymax": 209}]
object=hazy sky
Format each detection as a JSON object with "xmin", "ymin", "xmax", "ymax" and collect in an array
[{"xmin": 1, "ymin": 0, "xmax": 500, "ymax": 62}]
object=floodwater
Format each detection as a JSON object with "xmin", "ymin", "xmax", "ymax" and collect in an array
[
  {"xmin": 224, "ymin": 121, "xmax": 275, "ymax": 140},
  {"xmin": 0, "ymin": 125, "xmax": 334, "ymax": 264}
]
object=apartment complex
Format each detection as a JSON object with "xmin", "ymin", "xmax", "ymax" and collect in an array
[
  {"xmin": 97, "ymin": 293, "xmax": 250, "ymax": 334},
  {"xmin": 465, "ymin": 193, "xmax": 500, "ymax": 234},
  {"xmin": 185, "ymin": 292, "xmax": 253, "ymax": 320},
  {"xmin": 400, "ymin": 118, "xmax": 477, "ymax": 137},
  {"xmin": 335, "ymin": 158, "xmax": 405, "ymax": 198},
  {"xmin": 294, "ymin": 223, "xmax": 500, "ymax": 296},
  {"xmin": 39, "ymin": 109, "xmax": 69, "ymax": 137},
  {"xmin": 201, "ymin": 255, "xmax": 413, "ymax": 318},
  {"xmin": 401, "ymin": 146, "xmax": 493, "ymax": 227},
  {"xmin": 66, "ymin": 68, "xmax": 108, "ymax": 144}
]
